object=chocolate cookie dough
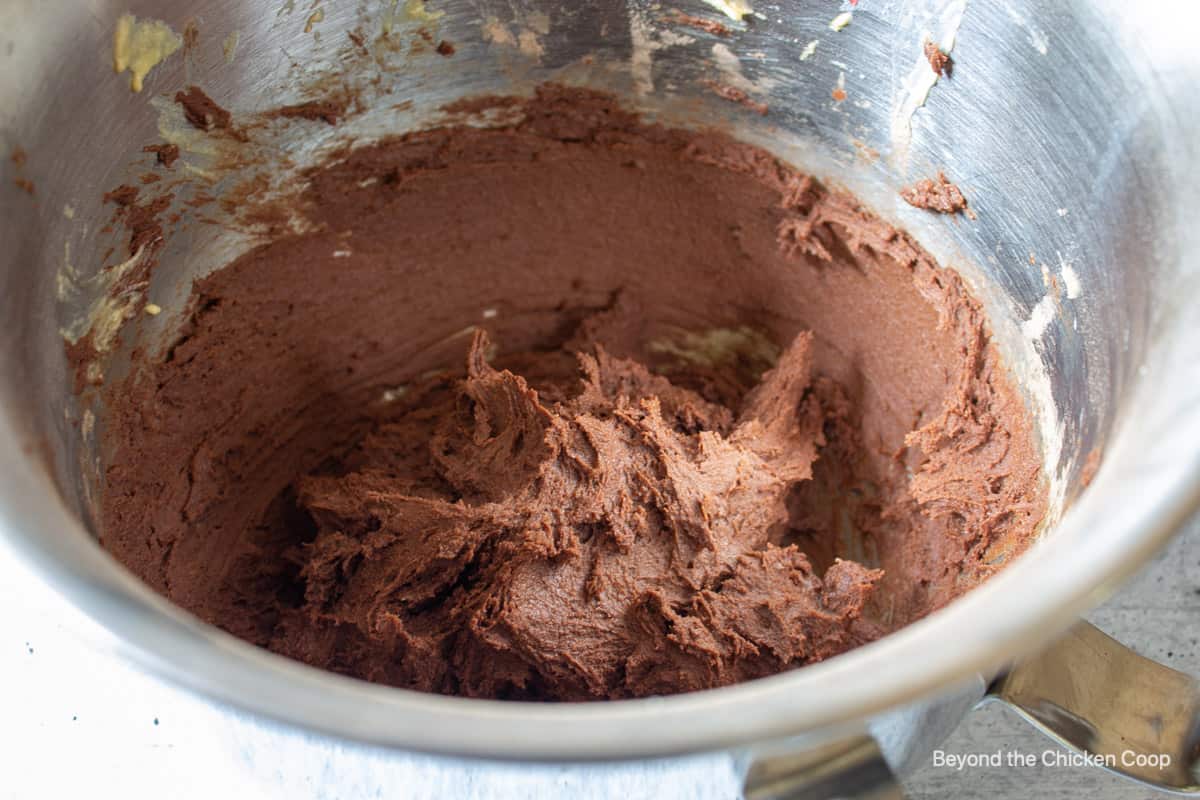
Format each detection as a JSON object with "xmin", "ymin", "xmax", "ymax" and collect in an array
[
  {"xmin": 901, "ymin": 171, "xmax": 971, "ymax": 215},
  {"xmin": 98, "ymin": 87, "xmax": 1045, "ymax": 700}
]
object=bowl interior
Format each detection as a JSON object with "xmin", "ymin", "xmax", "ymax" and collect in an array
[{"xmin": 1, "ymin": 0, "xmax": 1198, "ymax": 757}]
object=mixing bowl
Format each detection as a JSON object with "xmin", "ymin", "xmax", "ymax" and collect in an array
[{"xmin": 1, "ymin": 0, "xmax": 1198, "ymax": 796}]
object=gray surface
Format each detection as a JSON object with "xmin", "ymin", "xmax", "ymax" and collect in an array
[{"xmin": 907, "ymin": 514, "xmax": 1200, "ymax": 798}]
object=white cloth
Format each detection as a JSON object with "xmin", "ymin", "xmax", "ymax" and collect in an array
[{"xmin": 0, "ymin": 546, "xmax": 743, "ymax": 800}]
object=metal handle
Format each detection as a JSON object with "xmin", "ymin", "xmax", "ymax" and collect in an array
[
  {"xmin": 989, "ymin": 620, "xmax": 1200, "ymax": 793},
  {"xmin": 743, "ymin": 735, "xmax": 907, "ymax": 800}
]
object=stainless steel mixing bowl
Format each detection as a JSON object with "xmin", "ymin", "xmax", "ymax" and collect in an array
[{"xmin": 2, "ymin": 0, "xmax": 1199, "ymax": 796}]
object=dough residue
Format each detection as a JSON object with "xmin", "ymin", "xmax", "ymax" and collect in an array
[{"xmin": 112, "ymin": 14, "xmax": 183, "ymax": 93}]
